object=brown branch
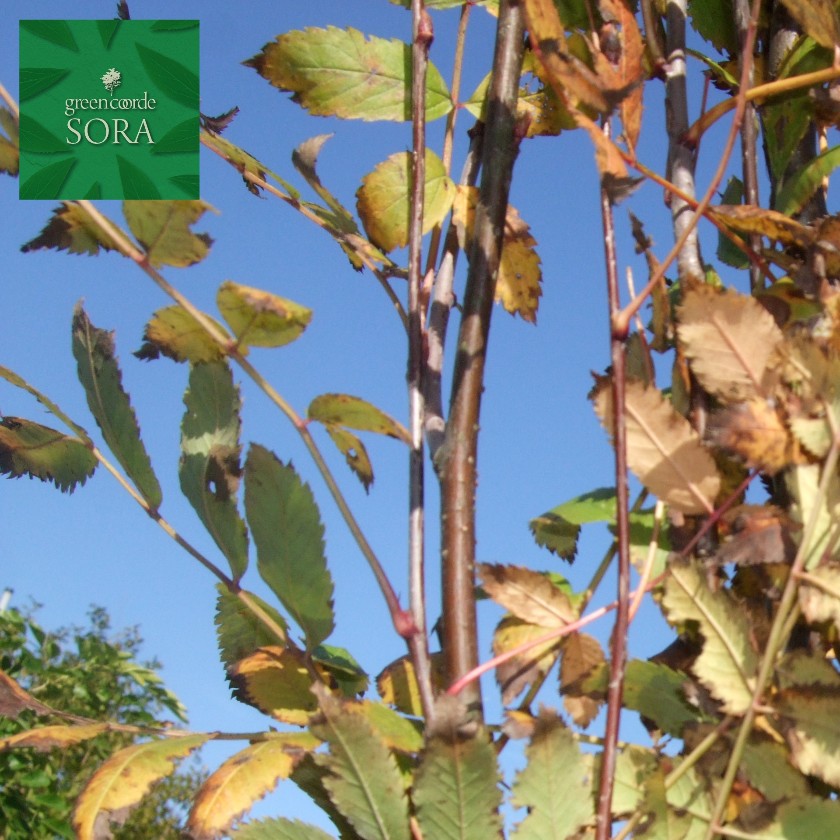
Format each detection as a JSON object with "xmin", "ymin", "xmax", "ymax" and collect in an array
[
  {"xmin": 438, "ymin": 0, "xmax": 525, "ymax": 720},
  {"xmin": 595, "ymin": 122, "xmax": 632, "ymax": 840},
  {"xmin": 407, "ymin": 0, "xmax": 436, "ymax": 725}
]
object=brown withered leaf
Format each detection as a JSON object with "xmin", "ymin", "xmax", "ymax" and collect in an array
[
  {"xmin": 560, "ymin": 632, "xmax": 606, "ymax": 728},
  {"xmin": 478, "ymin": 563, "xmax": 576, "ymax": 628},
  {"xmin": 493, "ymin": 616, "xmax": 562, "ymax": 705},
  {"xmin": 707, "ymin": 398, "xmax": 803, "ymax": 475},
  {"xmin": 707, "ymin": 205, "xmax": 813, "ymax": 249},
  {"xmin": 779, "ymin": 0, "xmax": 840, "ymax": 51},
  {"xmin": 712, "ymin": 505, "xmax": 798, "ymax": 567},
  {"xmin": 592, "ymin": 377, "xmax": 721, "ymax": 514},
  {"xmin": 677, "ymin": 286, "xmax": 783, "ymax": 403},
  {"xmin": 799, "ymin": 563, "xmax": 840, "ymax": 630},
  {"xmin": 0, "ymin": 669, "xmax": 54, "ymax": 718},
  {"xmin": 1, "ymin": 723, "xmax": 109, "ymax": 752}
]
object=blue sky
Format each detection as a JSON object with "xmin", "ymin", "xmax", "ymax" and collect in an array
[{"xmin": 1, "ymin": 0, "xmax": 750, "ymax": 830}]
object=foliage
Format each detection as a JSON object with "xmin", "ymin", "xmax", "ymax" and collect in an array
[
  {"xmin": 0, "ymin": 605, "xmax": 204, "ymax": 838},
  {"xmin": 7, "ymin": 0, "xmax": 840, "ymax": 837}
]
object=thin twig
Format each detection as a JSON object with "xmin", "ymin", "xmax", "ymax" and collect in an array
[
  {"xmin": 0, "ymin": 82, "xmax": 18, "ymax": 119},
  {"xmin": 595, "ymin": 119, "xmax": 631, "ymax": 840},
  {"xmin": 407, "ymin": 0, "xmax": 436, "ymax": 725},
  {"xmin": 438, "ymin": 0, "xmax": 525, "ymax": 720}
]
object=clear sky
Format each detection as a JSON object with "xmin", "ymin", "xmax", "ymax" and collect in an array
[{"xmin": 1, "ymin": 0, "xmax": 748, "ymax": 831}]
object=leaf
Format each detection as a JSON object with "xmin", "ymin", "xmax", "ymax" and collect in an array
[
  {"xmin": 19, "ymin": 157, "xmax": 76, "ymax": 200},
  {"xmin": 244, "ymin": 27, "xmax": 452, "ymax": 122},
  {"xmin": 530, "ymin": 487, "xmax": 616, "ymax": 560},
  {"xmin": 228, "ymin": 646, "xmax": 319, "ymax": 725},
  {"xmin": 0, "ymin": 134, "xmax": 18, "ymax": 177},
  {"xmin": 187, "ymin": 733, "xmax": 319, "ymax": 839},
  {"xmin": 687, "ymin": 0, "xmax": 739, "ymax": 53},
  {"xmin": 169, "ymin": 173, "xmax": 200, "ymax": 197},
  {"xmin": 18, "ymin": 114, "xmax": 66, "ymax": 153},
  {"xmin": 707, "ymin": 397, "xmax": 801, "ymax": 475},
  {"xmin": 453, "ymin": 187, "xmax": 542, "ymax": 321},
  {"xmin": 778, "ymin": 0, "xmax": 840, "ymax": 51},
  {"xmin": 97, "ymin": 19, "xmax": 120, "ymax": 48},
  {"xmin": 19, "ymin": 67, "xmax": 70, "ymax": 101},
  {"xmin": 217, "ymin": 281, "xmax": 312, "ymax": 349},
  {"xmin": 181, "ymin": 362, "xmax": 248, "ymax": 580},
  {"xmin": 776, "ymin": 144, "xmax": 840, "ymax": 218},
  {"xmin": 376, "ymin": 653, "xmax": 446, "ymax": 717},
  {"xmin": 741, "ymin": 739, "xmax": 810, "ymax": 803},
  {"xmin": 135, "ymin": 43, "xmax": 199, "ymax": 108},
  {"xmin": 20, "ymin": 20, "xmax": 78, "ymax": 50},
  {"xmin": 232, "ymin": 818, "xmax": 334, "ymax": 840},
  {"xmin": 786, "ymin": 463, "xmax": 840, "ymax": 570},
  {"xmin": 150, "ymin": 117, "xmax": 198, "ymax": 154},
  {"xmin": 708, "ymin": 204, "xmax": 813, "ymax": 248},
  {"xmin": 72, "ymin": 305, "xmax": 162, "ymax": 509},
  {"xmin": 0, "ymin": 417, "xmax": 96, "ymax": 493},
  {"xmin": 72, "ymin": 734, "xmax": 208, "ymax": 840},
  {"xmin": 1, "ymin": 724, "xmax": 109, "ymax": 752},
  {"xmin": 290, "ymin": 754, "xmax": 359, "ymax": 838},
  {"xmin": 215, "ymin": 585, "xmax": 288, "ymax": 669},
  {"xmin": 312, "ymin": 686, "xmax": 410, "ymax": 840},
  {"xmin": 478, "ymin": 563, "xmax": 576, "ymax": 627},
  {"xmin": 662, "ymin": 558, "xmax": 759, "ymax": 715},
  {"xmin": 244, "ymin": 445, "xmax": 335, "ymax": 650},
  {"xmin": 357, "ymin": 150, "xmax": 455, "ymax": 252},
  {"xmin": 117, "ymin": 155, "xmax": 161, "ymax": 200},
  {"xmin": 324, "ymin": 426, "xmax": 374, "ymax": 491},
  {"xmin": 677, "ymin": 286, "xmax": 783, "ymax": 402},
  {"xmin": 135, "ymin": 305, "xmax": 230, "ymax": 364},
  {"xmin": 716, "ymin": 177, "xmax": 750, "ymax": 269},
  {"xmin": 314, "ymin": 645, "xmax": 370, "ymax": 698},
  {"xmin": 122, "ymin": 200, "xmax": 214, "ymax": 268},
  {"xmin": 201, "ymin": 106, "xmax": 240, "ymax": 135},
  {"xmin": 21, "ymin": 202, "xmax": 120, "ymax": 256},
  {"xmin": 413, "ymin": 724, "xmax": 502, "ymax": 840},
  {"xmin": 799, "ymin": 563, "xmax": 840, "ymax": 630},
  {"xmin": 592, "ymin": 377, "xmax": 721, "ymax": 514},
  {"xmin": 353, "ymin": 701, "xmax": 423, "ymax": 754},
  {"xmin": 560, "ymin": 632, "xmax": 605, "ymax": 728},
  {"xmin": 493, "ymin": 616, "xmax": 561, "ymax": 705},
  {"xmin": 0, "ymin": 669, "xmax": 55, "ymax": 718},
  {"xmin": 308, "ymin": 393, "xmax": 410, "ymax": 444},
  {"xmin": 510, "ymin": 710, "xmax": 594, "ymax": 839}
]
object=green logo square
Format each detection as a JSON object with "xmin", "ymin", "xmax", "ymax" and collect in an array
[{"xmin": 19, "ymin": 20, "xmax": 199, "ymax": 200}]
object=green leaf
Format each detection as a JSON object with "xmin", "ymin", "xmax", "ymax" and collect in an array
[
  {"xmin": 244, "ymin": 27, "xmax": 452, "ymax": 122},
  {"xmin": 217, "ymin": 281, "xmax": 312, "ymax": 349},
  {"xmin": 290, "ymin": 754, "xmax": 359, "ymax": 838},
  {"xmin": 530, "ymin": 487, "xmax": 616, "ymax": 561},
  {"xmin": 313, "ymin": 645, "xmax": 370, "ymax": 698},
  {"xmin": 311, "ymin": 687, "xmax": 410, "ymax": 840},
  {"xmin": 97, "ymin": 19, "xmax": 120, "ymax": 48},
  {"xmin": 19, "ymin": 68, "xmax": 70, "ymax": 101},
  {"xmin": 135, "ymin": 43, "xmax": 199, "ymax": 108},
  {"xmin": 21, "ymin": 202, "xmax": 120, "ymax": 256},
  {"xmin": 308, "ymin": 393, "xmax": 410, "ymax": 444},
  {"xmin": 324, "ymin": 425, "xmax": 374, "ymax": 491},
  {"xmin": 123, "ymin": 200, "xmax": 213, "ymax": 268},
  {"xmin": 72, "ymin": 305, "xmax": 162, "ymax": 509},
  {"xmin": 244, "ymin": 445, "xmax": 335, "ymax": 650},
  {"xmin": 356, "ymin": 149, "xmax": 455, "ymax": 252},
  {"xmin": 169, "ymin": 173, "xmax": 199, "ymax": 196},
  {"xmin": 135, "ymin": 305, "xmax": 230, "ymax": 364},
  {"xmin": 0, "ymin": 417, "xmax": 96, "ymax": 493},
  {"xmin": 716, "ymin": 176, "xmax": 749, "ymax": 269},
  {"xmin": 413, "ymin": 723, "xmax": 502, "ymax": 840},
  {"xmin": 232, "ymin": 818, "xmax": 334, "ymax": 839},
  {"xmin": 687, "ymin": 0, "xmax": 738, "ymax": 53},
  {"xmin": 776, "ymin": 145, "xmax": 840, "ymax": 218},
  {"xmin": 150, "ymin": 118, "xmax": 198, "ymax": 154},
  {"xmin": 215, "ymin": 585, "xmax": 288, "ymax": 670},
  {"xmin": 662, "ymin": 558, "xmax": 759, "ymax": 715},
  {"xmin": 180, "ymin": 362, "xmax": 249, "ymax": 580},
  {"xmin": 20, "ymin": 20, "xmax": 79, "ymax": 51},
  {"xmin": 20, "ymin": 157, "xmax": 75, "ymax": 200},
  {"xmin": 510, "ymin": 711, "xmax": 594, "ymax": 839},
  {"xmin": 117, "ymin": 155, "xmax": 161, "ymax": 200}
]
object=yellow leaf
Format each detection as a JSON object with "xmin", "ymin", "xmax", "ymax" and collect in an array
[
  {"xmin": 73, "ymin": 734, "xmax": 208, "ymax": 840},
  {"xmin": 187, "ymin": 733, "xmax": 319, "ymax": 839},
  {"xmin": 707, "ymin": 204, "xmax": 812, "ymax": 248},
  {"xmin": 0, "ymin": 723, "xmax": 109, "ymax": 751},
  {"xmin": 478, "ymin": 563, "xmax": 576, "ymax": 627},
  {"xmin": 229, "ymin": 646, "xmax": 319, "ymax": 725},
  {"xmin": 677, "ymin": 286, "xmax": 783, "ymax": 402},
  {"xmin": 136, "ymin": 306, "xmax": 232, "ymax": 364},
  {"xmin": 592, "ymin": 377, "xmax": 721, "ymax": 514},
  {"xmin": 560, "ymin": 632, "xmax": 606, "ymax": 728},
  {"xmin": 376, "ymin": 653, "xmax": 446, "ymax": 717},
  {"xmin": 492, "ymin": 616, "xmax": 561, "ymax": 705}
]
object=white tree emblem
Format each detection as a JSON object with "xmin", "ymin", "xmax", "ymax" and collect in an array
[{"xmin": 101, "ymin": 68, "xmax": 121, "ymax": 94}]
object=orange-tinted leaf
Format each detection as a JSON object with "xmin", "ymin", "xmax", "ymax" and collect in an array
[
  {"xmin": 478, "ymin": 563, "xmax": 576, "ymax": 627},
  {"xmin": 493, "ymin": 616, "xmax": 561, "ymax": 705},
  {"xmin": 677, "ymin": 286, "xmax": 783, "ymax": 402},
  {"xmin": 0, "ymin": 669, "xmax": 54, "ymax": 718},
  {"xmin": 560, "ymin": 632, "xmax": 606, "ymax": 728},
  {"xmin": 187, "ymin": 733, "xmax": 319, "ymax": 839},
  {"xmin": 229, "ymin": 646, "xmax": 319, "ymax": 725},
  {"xmin": 1, "ymin": 723, "xmax": 109, "ymax": 752},
  {"xmin": 707, "ymin": 398, "xmax": 802, "ymax": 475},
  {"xmin": 73, "ymin": 734, "xmax": 208, "ymax": 840},
  {"xmin": 592, "ymin": 377, "xmax": 721, "ymax": 514}
]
